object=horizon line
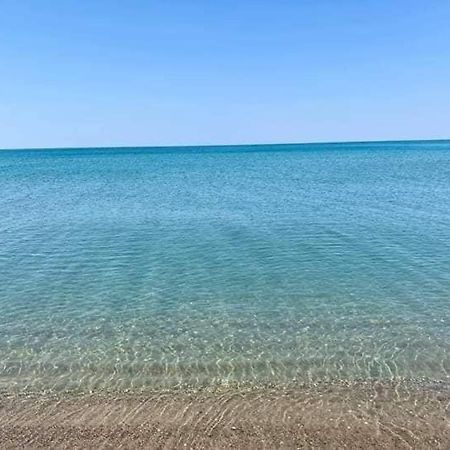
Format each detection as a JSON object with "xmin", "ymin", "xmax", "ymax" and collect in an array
[{"xmin": 1, "ymin": 137, "xmax": 449, "ymax": 152}]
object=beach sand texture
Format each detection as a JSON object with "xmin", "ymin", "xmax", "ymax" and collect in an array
[{"xmin": 1, "ymin": 381, "xmax": 449, "ymax": 449}]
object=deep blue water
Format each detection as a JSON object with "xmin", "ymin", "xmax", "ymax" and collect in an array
[{"xmin": 0, "ymin": 141, "xmax": 449, "ymax": 392}]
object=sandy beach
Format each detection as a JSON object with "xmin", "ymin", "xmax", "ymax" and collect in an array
[{"xmin": 1, "ymin": 380, "xmax": 448, "ymax": 449}]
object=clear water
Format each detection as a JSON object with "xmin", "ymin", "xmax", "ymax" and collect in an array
[{"xmin": 1, "ymin": 141, "xmax": 449, "ymax": 393}]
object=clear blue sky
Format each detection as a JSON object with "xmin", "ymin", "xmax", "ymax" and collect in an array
[{"xmin": 1, "ymin": 1, "xmax": 449, "ymax": 148}]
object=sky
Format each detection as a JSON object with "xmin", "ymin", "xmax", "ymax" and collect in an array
[{"xmin": 1, "ymin": 0, "xmax": 450, "ymax": 149}]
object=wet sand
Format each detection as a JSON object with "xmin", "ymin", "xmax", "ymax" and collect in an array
[{"xmin": 0, "ymin": 381, "xmax": 449, "ymax": 449}]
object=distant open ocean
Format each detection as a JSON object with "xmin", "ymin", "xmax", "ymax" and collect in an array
[{"xmin": 1, "ymin": 140, "xmax": 449, "ymax": 393}]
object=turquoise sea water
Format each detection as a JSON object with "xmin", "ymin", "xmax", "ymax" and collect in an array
[{"xmin": 0, "ymin": 141, "xmax": 449, "ymax": 393}]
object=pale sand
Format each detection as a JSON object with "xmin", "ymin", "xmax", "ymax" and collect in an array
[{"xmin": 0, "ymin": 381, "xmax": 449, "ymax": 449}]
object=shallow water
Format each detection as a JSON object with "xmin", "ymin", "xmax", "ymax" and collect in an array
[
  {"xmin": 1, "ymin": 141, "xmax": 449, "ymax": 392},
  {"xmin": 2, "ymin": 381, "xmax": 448, "ymax": 448}
]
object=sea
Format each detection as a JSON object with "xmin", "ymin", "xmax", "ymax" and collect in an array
[{"xmin": 1, "ymin": 140, "xmax": 449, "ymax": 393}]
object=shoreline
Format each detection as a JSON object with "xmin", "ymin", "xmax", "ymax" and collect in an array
[{"xmin": 1, "ymin": 380, "xmax": 448, "ymax": 448}]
